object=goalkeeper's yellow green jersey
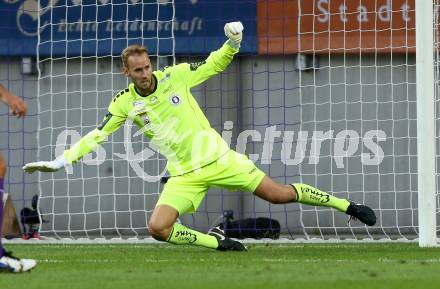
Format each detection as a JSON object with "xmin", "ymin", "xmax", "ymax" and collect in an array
[{"xmin": 63, "ymin": 42, "xmax": 239, "ymax": 176}]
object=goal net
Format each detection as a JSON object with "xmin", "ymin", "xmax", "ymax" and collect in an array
[
  {"xmin": 37, "ymin": 0, "xmax": 175, "ymax": 239},
  {"xmin": 35, "ymin": 0, "xmax": 438, "ymax": 243},
  {"xmin": 254, "ymin": 0, "xmax": 437, "ymax": 243}
]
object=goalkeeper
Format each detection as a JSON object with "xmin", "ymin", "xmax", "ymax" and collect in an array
[{"xmin": 23, "ymin": 22, "xmax": 376, "ymax": 251}]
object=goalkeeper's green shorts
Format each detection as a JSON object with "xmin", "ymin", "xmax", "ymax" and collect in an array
[{"xmin": 156, "ymin": 149, "xmax": 266, "ymax": 215}]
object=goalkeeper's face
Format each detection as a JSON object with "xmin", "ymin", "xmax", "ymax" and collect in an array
[{"xmin": 123, "ymin": 53, "xmax": 154, "ymax": 93}]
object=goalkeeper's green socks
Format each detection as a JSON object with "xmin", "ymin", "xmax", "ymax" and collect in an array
[
  {"xmin": 167, "ymin": 223, "xmax": 218, "ymax": 249},
  {"xmin": 292, "ymin": 183, "xmax": 350, "ymax": 213}
]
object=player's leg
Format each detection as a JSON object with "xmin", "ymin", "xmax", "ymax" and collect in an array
[
  {"xmin": 254, "ymin": 176, "xmax": 350, "ymax": 210},
  {"xmin": 254, "ymin": 177, "xmax": 351, "ymax": 211},
  {"xmin": 213, "ymin": 150, "xmax": 375, "ymax": 226},
  {"xmin": 148, "ymin": 204, "xmax": 179, "ymax": 241},
  {"xmin": 148, "ymin": 204, "xmax": 221, "ymax": 249},
  {"xmin": 0, "ymin": 152, "xmax": 37, "ymax": 272},
  {"xmin": 253, "ymin": 176, "xmax": 376, "ymax": 226},
  {"xmin": 150, "ymin": 179, "xmax": 245, "ymax": 251}
]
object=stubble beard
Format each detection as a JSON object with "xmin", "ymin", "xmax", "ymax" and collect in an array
[{"xmin": 135, "ymin": 79, "xmax": 151, "ymax": 96}]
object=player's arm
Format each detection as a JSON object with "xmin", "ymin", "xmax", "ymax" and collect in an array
[
  {"xmin": 62, "ymin": 112, "xmax": 125, "ymax": 165},
  {"xmin": 0, "ymin": 84, "xmax": 27, "ymax": 118},
  {"xmin": 181, "ymin": 21, "xmax": 244, "ymax": 88},
  {"xmin": 23, "ymin": 111, "xmax": 126, "ymax": 173}
]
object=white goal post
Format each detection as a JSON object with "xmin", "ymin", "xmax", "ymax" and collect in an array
[{"xmin": 416, "ymin": 0, "xmax": 437, "ymax": 247}]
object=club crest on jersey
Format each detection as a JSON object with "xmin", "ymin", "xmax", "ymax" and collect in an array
[{"xmin": 169, "ymin": 94, "xmax": 181, "ymax": 105}]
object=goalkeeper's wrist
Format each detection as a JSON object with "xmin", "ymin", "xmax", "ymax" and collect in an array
[
  {"xmin": 226, "ymin": 39, "xmax": 240, "ymax": 50},
  {"xmin": 53, "ymin": 155, "xmax": 67, "ymax": 169}
]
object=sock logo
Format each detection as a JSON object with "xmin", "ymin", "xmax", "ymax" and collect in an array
[
  {"xmin": 301, "ymin": 187, "xmax": 330, "ymax": 204},
  {"xmin": 175, "ymin": 230, "xmax": 197, "ymax": 244}
]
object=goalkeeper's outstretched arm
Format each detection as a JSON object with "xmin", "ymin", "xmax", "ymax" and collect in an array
[
  {"xmin": 178, "ymin": 21, "xmax": 244, "ymax": 88},
  {"xmin": 23, "ymin": 112, "xmax": 125, "ymax": 173}
]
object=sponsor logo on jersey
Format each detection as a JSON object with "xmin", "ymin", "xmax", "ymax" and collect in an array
[
  {"xmin": 169, "ymin": 94, "xmax": 181, "ymax": 105},
  {"xmin": 133, "ymin": 100, "xmax": 145, "ymax": 108},
  {"xmin": 132, "ymin": 100, "xmax": 147, "ymax": 114},
  {"xmin": 141, "ymin": 114, "xmax": 150, "ymax": 125}
]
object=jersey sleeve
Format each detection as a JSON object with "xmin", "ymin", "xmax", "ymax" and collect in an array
[
  {"xmin": 63, "ymin": 102, "xmax": 127, "ymax": 164},
  {"xmin": 174, "ymin": 41, "xmax": 239, "ymax": 88}
]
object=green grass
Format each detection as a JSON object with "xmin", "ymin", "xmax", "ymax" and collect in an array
[{"xmin": 2, "ymin": 243, "xmax": 440, "ymax": 289}]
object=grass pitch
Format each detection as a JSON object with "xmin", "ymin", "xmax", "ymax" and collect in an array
[{"xmin": 2, "ymin": 243, "xmax": 440, "ymax": 289}]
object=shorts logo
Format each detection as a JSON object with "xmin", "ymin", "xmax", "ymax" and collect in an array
[{"xmin": 169, "ymin": 95, "xmax": 181, "ymax": 105}]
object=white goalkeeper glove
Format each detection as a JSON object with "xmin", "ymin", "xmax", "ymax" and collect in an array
[
  {"xmin": 23, "ymin": 156, "xmax": 67, "ymax": 174},
  {"xmin": 224, "ymin": 21, "xmax": 244, "ymax": 49}
]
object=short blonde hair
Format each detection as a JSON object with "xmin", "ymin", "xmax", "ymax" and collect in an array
[{"xmin": 121, "ymin": 44, "xmax": 149, "ymax": 68}]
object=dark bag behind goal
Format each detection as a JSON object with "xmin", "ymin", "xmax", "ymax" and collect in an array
[{"xmin": 217, "ymin": 210, "xmax": 280, "ymax": 239}]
